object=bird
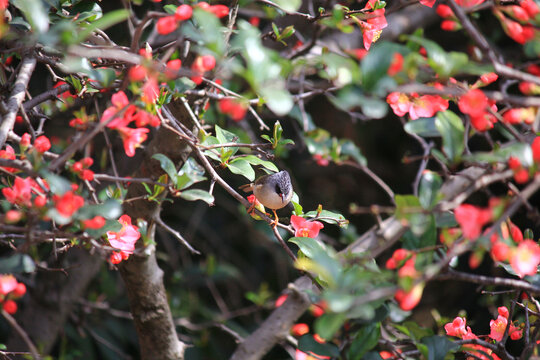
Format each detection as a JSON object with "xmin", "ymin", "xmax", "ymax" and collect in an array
[{"xmin": 240, "ymin": 170, "xmax": 293, "ymax": 226}]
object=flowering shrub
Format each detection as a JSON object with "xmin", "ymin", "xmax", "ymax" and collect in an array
[{"xmin": 1, "ymin": 0, "xmax": 540, "ymax": 359}]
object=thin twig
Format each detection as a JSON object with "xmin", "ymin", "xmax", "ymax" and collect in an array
[
  {"xmin": 154, "ymin": 215, "xmax": 201, "ymax": 255},
  {"xmin": 1, "ymin": 310, "xmax": 41, "ymax": 360}
]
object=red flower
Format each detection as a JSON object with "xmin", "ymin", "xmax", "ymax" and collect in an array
[
  {"xmin": 291, "ymin": 323, "xmax": 309, "ymax": 336},
  {"xmin": 117, "ymin": 127, "xmax": 150, "ymax": 157},
  {"xmin": 107, "ymin": 215, "xmax": 140, "ymax": 262},
  {"xmin": 0, "ymin": 145, "xmax": 17, "ymax": 173},
  {"xmin": 165, "ymin": 59, "xmax": 182, "ymax": 79},
  {"xmin": 386, "ymin": 92, "xmax": 411, "ymax": 117},
  {"xmin": 128, "ymin": 65, "xmax": 147, "ymax": 82},
  {"xmin": 200, "ymin": 55, "xmax": 217, "ymax": 72},
  {"xmin": 13, "ymin": 283, "xmax": 26, "ymax": 298},
  {"xmin": 54, "ymin": 191, "xmax": 84, "ymax": 217},
  {"xmin": 387, "ymin": 53, "xmax": 403, "ymax": 76},
  {"xmin": 503, "ymin": 108, "xmax": 535, "ymax": 124},
  {"xmin": 522, "ymin": 0, "xmax": 540, "ymax": 17},
  {"xmin": 175, "ymin": 4, "xmax": 193, "ymax": 21},
  {"xmin": 34, "ymin": 195, "xmax": 47, "ymax": 208},
  {"xmin": 454, "ymin": 204, "xmax": 492, "ymax": 240},
  {"xmin": 508, "ymin": 156, "xmax": 521, "ymax": 170},
  {"xmin": 480, "ymin": 72, "xmax": 498, "ymax": 85},
  {"xmin": 532, "ymin": 136, "xmax": 540, "ymax": 163},
  {"xmin": 3, "ymin": 300, "xmax": 17, "ymax": 314},
  {"xmin": 497, "ymin": 11, "xmax": 535, "ymax": 44},
  {"xmin": 444, "ymin": 317, "xmax": 470, "ymax": 338},
  {"xmin": 360, "ymin": 8, "xmax": 387, "ymax": 50},
  {"xmin": 394, "ymin": 284, "xmax": 423, "ymax": 311},
  {"xmin": 141, "ymin": 77, "xmax": 159, "ymax": 105},
  {"xmin": 0, "ymin": 275, "xmax": 18, "ymax": 295},
  {"xmin": 218, "ymin": 98, "xmax": 248, "ymax": 121},
  {"xmin": 209, "ymin": 4, "xmax": 229, "ymax": 18},
  {"xmin": 510, "ymin": 239, "xmax": 540, "ymax": 278},
  {"xmin": 409, "ymin": 95, "xmax": 448, "ymax": 120},
  {"xmin": 157, "ymin": 16, "xmax": 178, "ymax": 35},
  {"xmin": 469, "ymin": 111, "xmax": 496, "ymax": 131},
  {"xmin": 249, "ymin": 17, "xmax": 260, "ymax": 26},
  {"xmin": 34, "ymin": 135, "xmax": 51, "ymax": 153},
  {"xmin": 458, "ymin": 89, "xmax": 488, "ymax": 117},
  {"xmin": 491, "ymin": 241, "xmax": 510, "ymax": 262},
  {"xmin": 112, "ymin": 91, "xmax": 129, "ymax": 108},
  {"xmin": 419, "ymin": 0, "xmax": 436, "ymax": 7},
  {"xmin": 513, "ymin": 168, "xmax": 529, "ymax": 184},
  {"xmin": 2, "ymin": 176, "xmax": 33, "ymax": 206},
  {"xmin": 82, "ymin": 216, "xmax": 106, "ymax": 229},
  {"xmin": 290, "ymin": 215, "xmax": 324, "ymax": 238},
  {"xmin": 385, "ymin": 248, "xmax": 411, "ymax": 269},
  {"xmin": 21, "ymin": 133, "xmax": 31, "ymax": 148},
  {"xmin": 441, "ymin": 20, "xmax": 460, "ymax": 31},
  {"xmin": 436, "ymin": 4, "xmax": 454, "ymax": 18},
  {"xmin": 134, "ymin": 110, "xmax": 160, "ymax": 127},
  {"xmin": 275, "ymin": 294, "xmax": 288, "ymax": 307}
]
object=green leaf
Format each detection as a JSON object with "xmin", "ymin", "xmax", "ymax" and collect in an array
[
  {"xmin": 259, "ymin": 86, "xmax": 294, "ymax": 116},
  {"xmin": 297, "ymin": 334, "xmax": 340, "ymax": 358},
  {"xmin": 272, "ymin": 0, "xmax": 302, "ymax": 12},
  {"xmin": 180, "ymin": 189, "xmax": 215, "ymax": 205},
  {"xmin": 239, "ymin": 155, "xmax": 279, "ymax": 172},
  {"xmin": 228, "ymin": 159, "xmax": 255, "ymax": 181},
  {"xmin": 394, "ymin": 321, "xmax": 433, "ymax": 341},
  {"xmin": 163, "ymin": 4, "xmax": 177, "ymax": 14},
  {"xmin": 395, "ymin": 195, "xmax": 430, "ymax": 236},
  {"xmin": 90, "ymin": 68, "xmax": 116, "ymax": 87},
  {"xmin": 289, "ymin": 236, "xmax": 330, "ymax": 259},
  {"xmin": 404, "ymin": 117, "xmax": 441, "ymax": 137},
  {"xmin": 340, "ymin": 140, "xmax": 367, "ymax": 166},
  {"xmin": 435, "ymin": 110, "xmax": 464, "ymax": 163},
  {"xmin": 152, "ymin": 153, "xmax": 178, "ymax": 184},
  {"xmin": 406, "ymin": 36, "xmax": 468, "ymax": 78},
  {"xmin": 12, "ymin": 0, "xmax": 49, "ymax": 32},
  {"xmin": 76, "ymin": 199, "xmax": 122, "ymax": 220},
  {"xmin": 0, "ymin": 254, "xmax": 36, "ymax": 273},
  {"xmin": 463, "ymin": 142, "xmax": 533, "ymax": 167},
  {"xmin": 304, "ymin": 209, "xmax": 349, "ymax": 228},
  {"xmin": 347, "ymin": 323, "xmax": 381, "ymax": 360},
  {"xmin": 402, "ymin": 215, "xmax": 436, "ymax": 249},
  {"xmin": 70, "ymin": 2, "xmax": 103, "ymax": 21},
  {"xmin": 176, "ymin": 157, "xmax": 207, "ymax": 190},
  {"xmin": 421, "ymin": 335, "xmax": 459, "ymax": 360},
  {"xmin": 361, "ymin": 42, "xmax": 403, "ymax": 92},
  {"xmin": 418, "ymin": 171, "xmax": 442, "ymax": 210},
  {"xmin": 41, "ymin": 172, "xmax": 72, "ymax": 195},
  {"xmin": 75, "ymin": 9, "xmax": 130, "ymax": 43},
  {"xmin": 314, "ymin": 313, "xmax": 347, "ymax": 341},
  {"xmin": 290, "ymin": 237, "xmax": 341, "ymax": 283}
]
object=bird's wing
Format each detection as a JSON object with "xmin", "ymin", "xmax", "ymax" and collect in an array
[{"xmin": 239, "ymin": 183, "xmax": 254, "ymax": 192}]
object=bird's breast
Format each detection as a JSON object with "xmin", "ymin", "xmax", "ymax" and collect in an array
[{"xmin": 253, "ymin": 184, "xmax": 289, "ymax": 209}]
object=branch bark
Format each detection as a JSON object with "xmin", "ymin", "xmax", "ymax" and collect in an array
[
  {"xmin": 0, "ymin": 57, "xmax": 36, "ymax": 149},
  {"xmin": 118, "ymin": 102, "xmax": 193, "ymax": 360}
]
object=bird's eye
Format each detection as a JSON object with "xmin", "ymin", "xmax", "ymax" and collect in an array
[{"xmin": 275, "ymin": 183, "xmax": 281, "ymax": 195}]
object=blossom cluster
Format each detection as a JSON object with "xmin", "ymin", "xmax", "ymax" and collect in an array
[
  {"xmin": 430, "ymin": 0, "xmax": 540, "ymax": 45},
  {"xmin": 107, "ymin": 215, "xmax": 141, "ymax": 264},
  {"xmin": 385, "ymin": 248, "xmax": 424, "ymax": 311},
  {"xmin": 444, "ymin": 306, "xmax": 522, "ymax": 360},
  {"xmin": 274, "ymin": 294, "xmax": 329, "ymax": 360},
  {"xmin": 0, "ymin": 275, "xmax": 26, "ymax": 314},
  {"xmin": 100, "ymin": 90, "xmax": 160, "ymax": 157},
  {"xmin": 156, "ymin": 2, "xmax": 229, "ymax": 36},
  {"xmin": 450, "ymin": 200, "xmax": 540, "ymax": 278}
]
